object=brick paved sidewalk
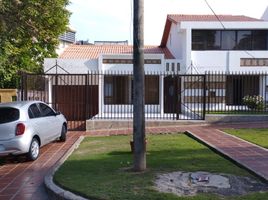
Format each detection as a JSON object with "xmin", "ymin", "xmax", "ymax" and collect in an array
[
  {"xmin": 0, "ymin": 133, "xmax": 81, "ymax": 200},
  {"xmin": 186, "ymin": 126, "xmax": 268, "ymax": 182},
  {"xmin": 1, "ymin": 122, "xmax": 268, "ymax": 200}
]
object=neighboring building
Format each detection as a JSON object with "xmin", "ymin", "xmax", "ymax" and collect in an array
[
  {"xmin": 94, "ymin": 40, "xmax": 129, "ymax": 45},
  {"xmin": 57, "ymin": 27, "xmax": 76, "ymax": 55},
  {"xmin": 0, "ymin": 89, "xmax": 17, "ymax": 103}
]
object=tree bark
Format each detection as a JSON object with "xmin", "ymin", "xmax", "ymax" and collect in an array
[{"xmin": 133, "ymin": 0, "xmax": 146, "ymax": 171}]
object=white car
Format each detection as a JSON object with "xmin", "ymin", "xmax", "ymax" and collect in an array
[{"xmin": 0, "ymin": 101, "xmax": 67, "ymax": 161}]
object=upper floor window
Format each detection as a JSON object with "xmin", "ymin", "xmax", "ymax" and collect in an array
[{"xmin": 192, "ymin": 30, "xmax": 268, "ymax": 51}]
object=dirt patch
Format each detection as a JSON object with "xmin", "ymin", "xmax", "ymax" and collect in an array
[{"xmin": 154, "ymin": 171, "xmax": 268, "ymax": 197}]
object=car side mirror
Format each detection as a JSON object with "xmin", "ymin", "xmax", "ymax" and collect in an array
[{"xmin": 55, "ymin": 111, "xmax": 61, "ymax": 116}]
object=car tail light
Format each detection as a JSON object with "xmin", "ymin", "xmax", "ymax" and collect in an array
[{"xmin": 16, "ymin": 123, "xmax": 25, "ymax": 136}]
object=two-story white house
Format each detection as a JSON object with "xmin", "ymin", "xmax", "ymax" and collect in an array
[{"xmin": 42, "ymin": 14, "xmax": 268, "ymax": 126}]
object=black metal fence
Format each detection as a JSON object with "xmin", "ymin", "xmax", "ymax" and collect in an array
[
  {"xmin": 20, "ymin": 71, "xmax": 268, "ymax": 131},
  {"xmin": 206, "ymin": 71, "xmax": 268, "ymax": 114}
]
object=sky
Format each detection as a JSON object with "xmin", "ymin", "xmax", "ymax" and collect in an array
[{"xmin": 68, "ymin": 0, "xmax": 268, "ymax": 45}]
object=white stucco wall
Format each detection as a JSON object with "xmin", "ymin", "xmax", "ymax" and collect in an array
[
  {"xmin": 44, "ymin": 58, "xmax": 98, "ymax": 74},
  {"xmin": 262, "ymin": 7, "xmax": 268, "ymax": 20},
  {"xmin": 166, "ymin": 23, "xmax": 183, "ymax": 60},
  {"xmin": 165, "ymin": 20, "xmax": 268, "ymax": 74},
  {"xmin": 100, "ymin": 54, "xmax": 166, "ymax": 73},
  {"xmin": 191, "ymin": 51, "xmax": 268, "ymax": 73}
]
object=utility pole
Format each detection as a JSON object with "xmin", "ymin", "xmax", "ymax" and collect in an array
[{"xmin": 133, "ymin": 0, "xmax": 146, "ymax": 171}]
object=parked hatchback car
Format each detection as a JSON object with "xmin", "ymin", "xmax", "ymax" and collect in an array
[{"xmin": 0, "ymin": 101, "xmax": 67, "ymax": 161}]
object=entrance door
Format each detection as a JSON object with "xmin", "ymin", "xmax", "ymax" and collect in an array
[{"xmin": 164, "ymin": 76, "xmax": 181, "ymax": 114}]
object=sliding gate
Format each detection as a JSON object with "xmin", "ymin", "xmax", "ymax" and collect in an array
[{"xmin": 21, "ymin": 73, "xmax": 99, "ymax": 131}]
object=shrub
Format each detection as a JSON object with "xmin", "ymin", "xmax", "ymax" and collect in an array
[{"xmin": 242, "ymin": 95, "xmax": 265, "ymax": 110}]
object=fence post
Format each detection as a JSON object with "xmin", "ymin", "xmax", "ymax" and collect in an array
[
  {"xmin": 23, "ymin": 73, "xmax": 28, "ymax": 101},
  {"xmin": 20, "ymin": 72, "xmax": 24, "ymax": 101},
  {"xmin": 85, "ymin": 73, "xmax": 88, "ymax": 120},
  {"xmin": 203, "ymin": 74, "xmax": 207, "ymax": 120},
  {"xmin": 206, "ymin": 72, "xmax": 210, "ymax": 114}
]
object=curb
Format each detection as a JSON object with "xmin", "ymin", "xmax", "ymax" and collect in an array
[
  {"xmin": 44, "ymin": 136, "xmax": 88, "ymax": 200},
  {"xmin": 185, "ymin": 130, "xmax": 268, "ymax": 183}
]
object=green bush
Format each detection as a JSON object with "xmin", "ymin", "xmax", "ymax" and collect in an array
[{"xmin": 242, "ymin": 95, "xmax": 265, "ymax": 110}]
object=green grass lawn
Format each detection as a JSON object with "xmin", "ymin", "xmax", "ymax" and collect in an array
[
  {"xmin": 54, "ymin": 134, "xmax": 268, "ymax": 200},
  {"xmin": 224, "ymin": 128, "xmax": 268, "ymax": 149}
]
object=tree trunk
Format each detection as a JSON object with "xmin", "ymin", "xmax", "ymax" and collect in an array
[{"xmin": 133, "ymin": 0, "xmax": 146, "ymax": 171}]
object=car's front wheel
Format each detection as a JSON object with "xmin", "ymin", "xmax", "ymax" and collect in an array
[
  {"xmin": 59, "ymin": 124, "xmax": 67, "ymax": 142},
  {"xmin": 27, "ymin": 138, "xmax": 40, "ymax": 161}
]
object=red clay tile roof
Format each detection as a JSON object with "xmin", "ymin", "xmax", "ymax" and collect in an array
[
  {"xmin": 167, "ymin": 14, "xmax": 262, "ymax": 23},
  {"xmin": 59, "ymin": 45, "xmax": 175, "ymax": 59}
]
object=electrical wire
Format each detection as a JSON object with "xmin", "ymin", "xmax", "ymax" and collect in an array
[{"xmin": 204, "ymin": 0, "xmax": 255, "ymax": 58}]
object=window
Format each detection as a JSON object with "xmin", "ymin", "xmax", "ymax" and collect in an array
[
  {"xmin": 39, "ymin": 103, "xmax": 55, "ymax": 117},
  {"xmin": 29, "ymin": 104, "xmax": 42, "ymax": 118},
  {"xmin": 192, "ymin": 30, "xmax": 207, "ymax": 50},
  {"xmin": 235, "ymin": 31, "xmax": 251, "ymax": 50},
  {"xmin": 166, "ymin": 63, "xmax": 169, "ymax": 71},
  {"xmin": 0, "ymin": 107, "xmax": 19, "ymax": 124},
  {"xmin": 104, "ymin": 75, "xmax": 159, "ymax": 105},
  {"xmin": 192, "ymin": 30, "xmax": 268, "ymax": 50},
  {"xmin": 145, "ymin": 76, "xmax": 159, "ymax": 104},
  {"xmin": 12, "ymin": 96, "xmax": 17, "ymax": 102},
  {"xmin": 207, "ymin": 30, "xmax": 221, "ymax": 50},
  {"xmin": 171, "ymin": 63, "xmax": 175, "ymax": 72},
  {"xmin": 252, "ymin": 31, "xmax": 267, "ymax": 50},
  {"xmin": 221, "ymin": 31, "xmax": 236, "ymax": 50},
  {"xmin": 177, "ymin": 63, "xmax": 180, "ymax": 71},
  {"xmin": 104, "ymin": 76, "xmax": 132, "ymax": 104}
]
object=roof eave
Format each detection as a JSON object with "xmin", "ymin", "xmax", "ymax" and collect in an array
[{"xmin": 160, "ymin": 18, "xmax": 175, "ymax": 47}]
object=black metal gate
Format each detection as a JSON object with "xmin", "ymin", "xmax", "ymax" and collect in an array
[
  {"xmin": 20, "ymin": 73, "xmax": 99, "ymax": 131},
  {"xmin": 163, "ymin": 74, "xmax": 206, "ymax": 120}
]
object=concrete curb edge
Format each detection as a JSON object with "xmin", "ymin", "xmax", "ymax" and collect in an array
[{"xmin": 44, "ymin": 136, "xmax": 88, "ymax": 200}]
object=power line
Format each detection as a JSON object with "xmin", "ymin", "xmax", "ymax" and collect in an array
[
  {"xmin": 204, "ymin": 0, "xmax": 226, "ymax": 29},
  {"xmin": 204, "ymin": 0, "xmax": 255, "ymax": 59}
]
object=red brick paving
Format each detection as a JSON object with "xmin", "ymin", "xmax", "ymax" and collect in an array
[
  {"xmin": 0, "ymin": 133, "xmax": 81, "ymax": 200},
  {"xmin": 0, "ymin": 122, "xmax": 268, "ymax": 199},
  {"xmin": 186, "ymin": 125, "xmax": 268, "ymax": 182}
]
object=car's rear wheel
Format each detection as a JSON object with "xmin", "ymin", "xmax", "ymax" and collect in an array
[
  {"xmin": 27, "ymin": 138, "xmax": 40, "ymax": 161},
  {"xmin": 59, "ymin": 124, "xmax": 67, "ymax": 142}
]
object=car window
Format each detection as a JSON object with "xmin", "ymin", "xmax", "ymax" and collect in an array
[
  {"xmin": 0, "ymin": 107, "xmax": 19, "ymax": 124},
  {"xmin": 29, "ymin": 104, "xmax": 42, "ymax": 118},
  {"xmin": 28, "ymin": 108, "xmax": 34, "ymax": 119},
  {"xmin": 39, "ymin": 103, "xmax": 55, "ymax": 117}
]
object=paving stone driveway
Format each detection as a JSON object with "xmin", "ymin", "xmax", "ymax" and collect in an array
[
  {"xmin": 0, "ymin": 133, "xmax": 81, "ymax": 200},
  {"xmin": 0, "ymin": 122, "xmax": 268, "ymax": 200}
]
